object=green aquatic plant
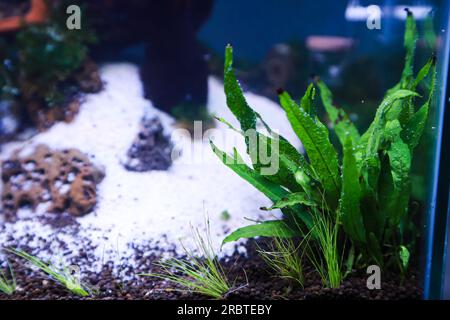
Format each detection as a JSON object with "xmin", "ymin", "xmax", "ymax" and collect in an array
[
  {"xmin": 0, "ymin": 1, "xmax": 95, "ymax": 108},
  {"xmin": 257, "ymin": 236, "xmax": 305, "ymax": 287},
  {"xmin": 16, "ymin": 25, "xmax": 89, "ymax": 105},
  {"xmin": 8, "ymin": 248, "xmax": 92, "ymax": 297},
  {"xmin": 140, "ymin": 221, "xmax": 232, "ymax": 299},
  {"xmin": 0, "ymin": 38, "xmax": 20, "ymax": 101},
  {"xmin": 305, "ymin": 203, "xmax": 343, "ymax": 288},
  {"xmin": 15, "ymin": 1, "xmax": 95, "ymax": 106},
  {"xmin": 0, "ymin": 260, "xmax": 16, "ymax": 295},
  {"xmin": 212, "ymin": 11, "xmax": 436, "ymax": 279},
  {"xmin": 220, "ymin": 210, "xmax": 231, "ymax": 221}
]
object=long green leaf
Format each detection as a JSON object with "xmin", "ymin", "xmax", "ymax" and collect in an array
[
  {"xmin": 224, "ymin": 45, "xmax": 256, "ymax": 133},
  {"xmin": 385, "ymin": 10, "xmax": 417, "ymax": 97},
  {"xmin": 385, "ymin": 121, "xmax": 412, "ymax": 226},
  {"xmin": 316, "ymin": 79, "xmax": 360, "ymax": 146},
  {"xmin": 401, "ymin": 9, "xmax": 417, "ymax": 89},
  {"xmin": 215, "ymin": 115, "xmax": 305, "ymax": 192},
  {"xmin": 262, "ymin": 192, "xmax": 316, "ymax": 211},
  {"xmin": 222, "ymin": 46, "xmax": 313, "ymax": 192},
  {"xmin": 402, "ymin": 61, "xmax": 437, "ymax": 150},
  {"xmin": 411, "ymin": 56, "xmax": 434, "ymax": 90},
  {"xmin": 223, "ymin": 220, "xmax": 297, "ymax": 244},
  {"xmin": 367, "ymin": 232, "xmax": 383, "ymax": 267},
  {"xmin": 8, "ymin": 248, "xmax": 90, "ymax": 297},
  {"xmin": 358, "ymin": 90, "xmax": 417, "ymax": 240},
  {"xmin": 340, "ymin": 137, "xmax": 365, "ymax": 243},
  {"xmin": 210, "ymin": 142, "xmax": 288, "ymax": 202},
  {"xmin": 211, "ymin": 141, "xmax": 314, "ymax": 230},
  {"xmin": 399, "ymin": 56, "xmax": 434, "ymax": 125},
  {"xmin": 278, "ymin": 90, "xmax": 340, "ymax": 208},
  {"xmin": 357, "ymin": 92, "xmax": 413, "ymax": 241},
  {"xmin": 386, "ymin": 10, "xmax": 418, "ymax": 124},
  {"xmin": 300, "ymin": 83, "xmax": 316, "ymax": 117},
  {"xmin": 362, "ymin": 89, "xmax": 418, "ymax": 190}
]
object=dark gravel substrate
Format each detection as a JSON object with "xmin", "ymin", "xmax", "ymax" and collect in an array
[{"xmin": 0, "ymin": 238, "xmax": 421, "ymax": 300}]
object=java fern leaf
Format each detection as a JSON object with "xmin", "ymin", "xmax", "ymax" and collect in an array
[
  {"xmin": 386, "ymin": 138, "xmax": 411, "ymax": 226},
  {"xmin": 210, "ymin": 142, "xmax": 288, "ymax": 202},
  {"xmin": 384, "ymin": 120, "xmax": 412, "ymax": 226},
  {"xmin": 214, "ymin": 114, "xmax": 307, "ymax": 192},
  {"xmin": 222, "ymin": 220, "xmax": 298, "ymax": 244},
  {"xmin": 398, "ymin": 56, "xmax": 435, "ymax": 125},
  {"xmin": 224, "ymin": 44, "xmax": 256, "ymax": 133},
  {"xmin": 299, "ymin": 83, "xmax": 316, "ymax": 117},
  {"xmin": 223, "ymin": 46, "xmax": 313, "ymax": 192},
  {"xmin": 411, "ymin": 56, "xmax": 435, "ymax": 90},
  {"xmin": 385, "ymin": 9, "xmax": 417, "ymax": 97},
  {"xmin": 315, "ymin": 78, "xmax": 360, "ymax": 147},
  {"xmin": 278, "ymin": 90, "xmax": 341, "ymax": 209},
  {"xmin": 340, "ymin": 137, "xmax": 365, "ymax": 243},
  {"xmin": 210, "ymin": 141, "xmax": 313, "ymax": 231},
  {"xmin": 401, "ymin": 9, "xmax": 418, "ymax": 89},
  {"xmin": 360, "ymin": 89, "xmax": 418, "ymax": 190},
  {"xmin": 261, "ymin": 192, "xmax": 316, "ymax": 211},
  {"xmin": 402, "ymin": 60, "xmax": 437, "ymax": 151},
  {"xmin": 356, "ymin": 90, "xmax": 418, "ymax": 242},
  {"xmin": 386, "ymin": 10, "xmax": 418, "ymax": 125}
]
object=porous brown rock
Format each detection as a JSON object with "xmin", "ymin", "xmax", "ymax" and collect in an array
[
  {"xmin": 25, "ymin": 98, "xmax": 82, "ymax": 132},
  {"xmin": 1, "ymin": 144, "xmax": 104, "ymax": 220},
  {"xmin": 74, "ymin": 58, "xmax": 104, "ymax": 94}
]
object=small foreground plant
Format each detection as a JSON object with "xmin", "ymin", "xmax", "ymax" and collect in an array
[
  {"xmin": 306, "ymin": 204, "xmax": 343, "ymax": 288},
  {"xmin": 8, "ymin": 248, "xmax": 92, "ymax": 297},
  {"xmin": 257, "ymin": 235, "xmax": 305, "ymax": 287},
  {"xmin": 140, "ymin": 220, "xmax": 232, "ymax": 299},
  {"xmin": 0, "ymin": 259, "xmax": 16, "ymax": 295}
]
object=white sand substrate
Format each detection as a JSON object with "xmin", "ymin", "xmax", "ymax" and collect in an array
[{"xmin": 0, "ymin": 63, "xmax": 301, "ymax": 275}]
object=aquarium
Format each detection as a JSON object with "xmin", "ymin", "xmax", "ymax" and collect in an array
[{"xmin": 0, "ymin": 0, "xmax": 449, "ymax": 304}]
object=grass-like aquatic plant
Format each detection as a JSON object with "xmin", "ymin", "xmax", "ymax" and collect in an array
[
  {"xmin": 0, "ymin": 260, "xmax": 16, "ymax": 295},
  {"xmin": 8, "ymin": 248, "xmax": 91, "ymax": 297},
  {"xmin": 257, "ymin": 236, "xmax": 305, "ymax": 287},
  {"xmin": 212, "ymin": 10, "xmax": 436, "ymax": 283},
  {"xmin": 141, "ymin": 221, "xmax": 231, "ymax": 299},
  {"xmin": 306, "ymin": 205, "xmax": 343, "ymax": 288}
]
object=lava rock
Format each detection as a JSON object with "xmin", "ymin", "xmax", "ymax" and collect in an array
[
  {"xmin": 1, "ymin": 144, "xmax": 105, "ymax": 219},
  {"xmin": 123, "ymin": 117, "xmax": 173, "ymax": 172},
  {"xmin": 74, "ymin": 58, "xmax": 104, "ymax": 94},
  {"xmin": 21, "ymin": 58, "xmax": 103, "ymax": 132}
]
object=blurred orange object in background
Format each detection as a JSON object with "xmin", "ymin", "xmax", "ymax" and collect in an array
[{"xmin": 0, "ymin": 0, "xmax": 48, "ymax": 33}]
